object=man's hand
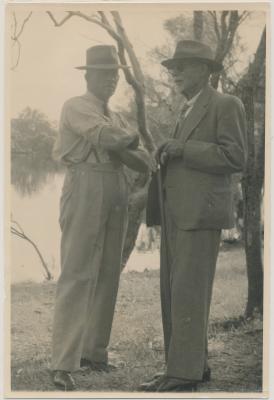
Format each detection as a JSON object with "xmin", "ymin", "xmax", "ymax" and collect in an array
[
  {"xmin": 156, "ymin": 139, "xmax": 184, "ymax": 165},
  {"xmin": 147, "ymin": 156, "xmax": 157, "ymax": 173},
  {"xmin": 127, "ymin": 133, "xmax": 139, "ymax": 150}
]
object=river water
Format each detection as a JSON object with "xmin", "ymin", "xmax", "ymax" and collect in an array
[{"xmin": 10, "ymin": 156, "xmax": 160, "ymax": 283}]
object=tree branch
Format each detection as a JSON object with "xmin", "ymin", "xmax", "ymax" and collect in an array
[
  {"xmin": 47, "ymin": 10, "xmax": 122, "ymax": 43},
  {"xmin": 111, "ymin": 11, "xmax": 155, "ymax": 152},
  {"xmin": 14, "ymin": 11, "xmax": 32, "ymax": 39},
  {"xmin": 98, "ymin": 10, "xmax": 111, "ymax": 26},
  {"xmin": 11, "ymin": 11, "xmax": 32, "ymax": 70},
  {"xmin": 46, "ymin": 11, "xmax": 74, "ymax": 27},
  {"xmin": 220, "ymin": 10, "xmax": 229, "ymax": 39},
  {"xmin": 238, "ymin": 11, "xmax": 250, "ymax": 26},
  {"xmin": 11, "ymin": 219, "xmax": 53, "ymax": 280},
  {"xmin": 11, "ymin": 11, "xmax": 32, "ymax": 41},
  {"xmin": 111, "ymin": 11, "xmax": 145, "ymax": 85},
  {"xmin": 208, "ymin": 11, "xmax": 220, "ymax": 41}
]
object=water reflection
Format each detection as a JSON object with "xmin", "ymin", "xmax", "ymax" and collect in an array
[
  {"xmin": 10, "ymin": 153, "xmax": 159, "ymax": 283},
  {"xmin": 11, "ymin": 153, "xmax": 64, "ymax": 196}
]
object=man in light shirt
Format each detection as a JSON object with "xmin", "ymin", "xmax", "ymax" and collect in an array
[{"xmin": 51, "ymin": 45, "xmax": 152, "ymax": 391}]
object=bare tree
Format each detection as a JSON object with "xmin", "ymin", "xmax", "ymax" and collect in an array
[
  {"xmin": 11, "ymin": 218, "xmax": 52, "ymax": 280},
  {"xmin": 237, "ymin": 28, "xmax": 265, "ymax": 318},
  {"xmin": 10, "ymin": 11, "xmax": 32, "ymax": 70},
  {"xmin": 193, "ymin": 11, "xmax": 204, "ymax": 40},
  {"xmin": 208, "ymin": 10, "xmax": 249, "ymax": 89}
]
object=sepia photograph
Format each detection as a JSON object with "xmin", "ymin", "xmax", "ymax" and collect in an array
[{"xmin": 4, "ymin": 1, "xmax": 270, "ymax": 397}]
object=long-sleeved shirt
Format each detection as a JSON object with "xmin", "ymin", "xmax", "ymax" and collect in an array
[{"xmin": 53, "ymin": 91, "xmax": 134, "ymax": 165}]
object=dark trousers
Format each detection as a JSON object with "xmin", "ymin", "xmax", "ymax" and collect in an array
[{"xmin": 161, "ymin": 203, "xmax": 221, "ymax": 380}]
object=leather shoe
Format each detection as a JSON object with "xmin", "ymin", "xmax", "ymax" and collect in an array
[
  {"xmin": 80, "ymin": 358, "xmax": 117, "ymax": 372},
  {"xmin": 139, "ymin": 367, "xmax": 210, "ymax": 391},
  {"xmin": 157, "ymin": 377, "xmax": 197, "ymax": 392},
  {"xmin": 203, "ymin": 366, "xmax": 211, "ymax": 382},
  {"xmin": 52, "ymin": 370, "xmax": 76, "ymax": 391},
  {"xmin": 139, "ymin": 373, "xmax": 165, "ymax": 391}
]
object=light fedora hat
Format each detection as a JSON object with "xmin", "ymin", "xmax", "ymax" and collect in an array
[
  {"xmin": 76, "ymin": 45, "xmax": 129, "ymax": 70},
  {"xmin": 161, "ymin": 40, "xmax": 223, "ymax": 73}
]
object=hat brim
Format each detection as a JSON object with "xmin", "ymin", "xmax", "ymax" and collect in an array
[
  {"xmin": 161, "ymin": 57, "xmax": 223, "ymax": 73},
  {"xmin": 75, "ymin": 64, "xmax": 129, "ymax": 70}
]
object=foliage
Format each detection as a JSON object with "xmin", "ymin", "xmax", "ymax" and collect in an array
[
  {"xmin": 11, "ymin": 107, "xmax": 57, "ymax": 157},
  {"xmin": 11, "ymin": 108, "xmax": 62, "ymax": 196},
  {"xmin": 11, "ymin": 154, "xmax": 63, "ymax": 196}
]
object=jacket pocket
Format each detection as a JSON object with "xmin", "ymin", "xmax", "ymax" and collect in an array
[{"xmin": 205, "ymin": 190, "xmax": 233, "ymax": 226}]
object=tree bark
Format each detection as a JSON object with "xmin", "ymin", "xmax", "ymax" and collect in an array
[
  {"xmin": 239, "ymin": 28, "xmax": 265, "ymax": 318},
  {"xmin": 122, "ymin": 185, "xmax": 148, "ymax": 267},
  {"xmin": 241, "ymin": 87, "xmax": 263, "ymax": 318}
]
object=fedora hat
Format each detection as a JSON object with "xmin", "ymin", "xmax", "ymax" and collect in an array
[
  {"xmin": 76, "ymin": 45, "xmax": 128, "ymax": 70},
  {"xmin": 161, "ymin": 40, "xmax": 223, "ymax": 73}
]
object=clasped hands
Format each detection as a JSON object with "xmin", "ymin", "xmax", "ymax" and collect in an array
[{"xmin": 155, "ymin": 139, "xmax": 184, "ymax": 165}]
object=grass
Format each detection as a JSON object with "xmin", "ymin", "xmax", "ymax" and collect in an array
[{"xmin": 9, "ymin": 245, "xmax": 263, "ymax": 393}]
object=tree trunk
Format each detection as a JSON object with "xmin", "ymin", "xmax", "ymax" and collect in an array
[
  {"xmin": 193, "ymin": 11, "xmax": 203, "ymax": 40},
  {"xmin": 241, "ymin": 85, "xmax": 263, "ymax": 318},
  {"xmin": 239, "ymin": 28, "xmax": 265, "ymax": 318},
  {"xmin": 122, "ymin": 189, "xmax": 147, "ymax": 268}
]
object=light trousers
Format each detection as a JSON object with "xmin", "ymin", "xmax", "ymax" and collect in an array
[{"xmin": 51, "ymin": 162, "xmax": 128, "ymax": 371}]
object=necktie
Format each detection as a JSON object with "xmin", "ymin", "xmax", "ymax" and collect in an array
[{"xmin": 173, "ymin": 102, "xmax": 191, "ymax": 138}]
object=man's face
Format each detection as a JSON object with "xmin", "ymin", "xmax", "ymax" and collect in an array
[
  {"xmin": 86, "ymin": 69, "xmax": 119, "ymax": 102},
  {"xmin": 169, "ymin": 60, "xmax": 208, "ymax": 97}
]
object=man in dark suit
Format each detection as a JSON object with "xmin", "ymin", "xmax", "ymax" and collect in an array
[{"xmin": 141, "ymin": 40, "xmax": 247, "ymax": 392}]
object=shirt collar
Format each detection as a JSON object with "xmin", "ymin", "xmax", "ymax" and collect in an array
[
  {"xmin": 185, "ymin": 89, "xmax": 203, "ymax": 108},
  {"xmin": 83, "ymin": 90, "xmax": 106, "ymax": 108}
]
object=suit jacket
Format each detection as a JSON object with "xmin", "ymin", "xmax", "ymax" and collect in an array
[{"xmin": 146, "ymin": 84, "xmax": 247, "ymax": 230}]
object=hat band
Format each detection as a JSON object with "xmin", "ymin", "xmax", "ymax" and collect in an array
[{"xmin": 162, "ymin": 55, "xmax": 223, "ymax": 72}]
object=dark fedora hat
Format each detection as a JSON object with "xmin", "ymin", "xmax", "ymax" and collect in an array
[
  {"xmin": 76, "ymin": 45, "xmax": 128, "ymax": 70},
  {"xmin": 161, "ymin": 40, "xmax": 223, "ymax": 73}
]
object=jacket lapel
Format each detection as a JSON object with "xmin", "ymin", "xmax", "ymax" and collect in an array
[{"xmin": 179, "ymin": 85, "xmax": 214, "ymax": 144}]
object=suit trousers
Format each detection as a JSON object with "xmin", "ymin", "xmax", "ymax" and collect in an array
[
  {"xmin": 161, "ymin": 202, "xmax": 221, "ymax": 381},
  {"xmin": 51, "ymin": 162, "xmax": 128, "ymax": 371}
]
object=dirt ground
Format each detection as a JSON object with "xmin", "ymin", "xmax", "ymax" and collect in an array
[{"xmin": 9, "ymin": 246, "xmax": 263, "ymax": 394}]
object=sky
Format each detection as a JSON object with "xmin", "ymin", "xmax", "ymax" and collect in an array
[{"xmin": 7, "ymin": 4, "xmax": 267, "ymax": 123}]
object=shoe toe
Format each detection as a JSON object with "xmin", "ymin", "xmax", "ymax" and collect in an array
[{"xmin": 53, "ymin": 371, "xmax": 76, "ymax": 391}]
